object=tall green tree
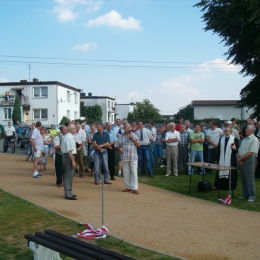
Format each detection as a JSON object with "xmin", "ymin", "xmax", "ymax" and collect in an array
[
  {"xmin": 175, "ymin": 103, "xmax": 194, "ymax": 121},
  {"xmin": 83, "ymin": 105, "xmax": 102, "ymax": 124},
  {"xmin": 127, "ymin": 99, "xmax": 163, "ymax": 122},
  {"xmin": 12, "ymin": 96, "xmax": 21, "ymax": 124},
  {"xmin": 195, "ymin": 0, "xmax": 260, "ymax": 118}
]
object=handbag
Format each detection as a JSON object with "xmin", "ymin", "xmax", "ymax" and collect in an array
[{"xmin": 198, "ymin": 180, "xmax": 211, "ymax": 192}]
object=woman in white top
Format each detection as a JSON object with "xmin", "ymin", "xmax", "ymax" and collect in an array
[{"xmin": 41, "ymin": 128, "xmax": 51, "ymax": 171}]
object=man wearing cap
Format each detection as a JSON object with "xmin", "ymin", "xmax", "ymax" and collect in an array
[{"xmin": 238, "ymin": 125, "xmax": 259, "ymax": 202}]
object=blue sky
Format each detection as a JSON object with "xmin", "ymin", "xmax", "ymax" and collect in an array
[{"xmin": 0, "ymin": 0, "xmax": 250, "ymax": 114}]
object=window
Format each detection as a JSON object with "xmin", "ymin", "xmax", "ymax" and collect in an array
[
  {"xmin": 67, "ymin": 91, "xmax": 70, "ymax": 102},
  {"xmin": 74, "ymin": 111, "xmax": 78, "ymax": 119},
  {"xmin": 111, "ymin": 114, "xmax": 114, "ymax": 122},
  {"xmin": 67, "ymin": 110, "xmax": 71, "ymax": 119},
  {"xmin": 4, "ymin": 108, "xmax": 12, "ymax": 119},
  {"xmin": 33, "ymin": 87, "xmax": 48, "ymax": 98},
  {"xmin": 74, "ymin": 92, "xmax": 78, "ymax": 103},
  {"xmin": 33, "ymin": 109, "xmax": 48, "ymax": 120},
  {"xmin": 108, "ymin": 100, "xmax": 110, "ymax": 108}
]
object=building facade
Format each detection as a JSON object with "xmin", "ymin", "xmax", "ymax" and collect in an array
[
  {"xmin": 193, "ymin": 100, "xmax": 254, "ymax": 120},
  {"xmin": 0, "ymin": 79, "xmax": 81, "ymax": 126},
  {"xmin": 114, "ymin": 103, "xmax": 135, "ymax": 120},
  {"xmin": 81, "ymin": 93, "xmax": 115, "ymax": 123}
]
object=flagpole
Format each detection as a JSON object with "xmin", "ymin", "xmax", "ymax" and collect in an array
[{"xmin": 102, "ymin": 170, "xmax": 104, "ymax": 227}]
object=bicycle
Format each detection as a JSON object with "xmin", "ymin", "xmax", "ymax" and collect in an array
[{"xmin": 3, "ymin": 138, "xmax": 15, "ymax": 153}]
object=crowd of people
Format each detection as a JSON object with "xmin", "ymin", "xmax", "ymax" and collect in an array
[{"xmin": 3, "ymin": 116, "xmax": 260, "ymax": 202}]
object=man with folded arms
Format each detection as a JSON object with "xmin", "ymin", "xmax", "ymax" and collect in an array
[
  {"xmin": 165, "ymin": 123, "xmax": 180, "ymax": 177},
  {"xmin": 188, "ymin": 123, "xmax": 205, "ymax": 175},
  {"xmin": 61, "ymin": 124, "xmax": 77, "ymax": 200},
  {"xmin": 115, "ymin": 123, "xmax": 140, "ymax": 194},
  {"xmin": 238, "ymin": 125, "xmax": 259, "ymax": 202},
  {"xmin": 92, "ymin": 123, "xmax": 112, "ymax": 185}
]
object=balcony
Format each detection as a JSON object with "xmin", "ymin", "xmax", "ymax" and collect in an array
[
  {"xmin": 0, "ymin": 95, "xmax": 29, "ymax": 106},
  {"xmin": 107, "ymin": 107, "xmax": 115, "ymax": 114}
]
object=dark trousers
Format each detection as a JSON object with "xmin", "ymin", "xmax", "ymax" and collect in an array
[
  {"xmin": 107, "ymin": 145, "xmax": 115, "ymax": 178},
  {"xmin": 55, "ymin": 153, "xmax": 64, "ymax": 185},
  {"xmin": 207, "ymin": 147, "xmax": 217, "ymax": 173}
]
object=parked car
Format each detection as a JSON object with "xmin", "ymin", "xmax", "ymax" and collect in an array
[{"xmin": 17, "ymin": 126, "xmax": 30, "ymax": 148}]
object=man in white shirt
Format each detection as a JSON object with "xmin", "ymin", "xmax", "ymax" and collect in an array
[
  {"xmin": 149, "ymin": 121, "xmax": 157, "ymax": 167},
  {"xmin": 135, "ymin": 120, "xmax": 154, "ymax": 177},
  {"xmin": 30, "ymin": 121, "xmax": 44, "ymax": 178},
  {"xmin": 74, "ymin": 122, "xmax": 86, "ymax": 178},
  {"xmin": 206, "ymin": 121, "xmax": 223, "ymax": 173},
  {"xmin": 61, "ymin": 124, "xmax": 77, "ymax": 200},
  {"xmin": 165, "ymin": 123, "xmax": 180, "ymax": 176},
  {"xmin": 4, "ymin": 121, "xmax": 16, "ymax": 146}
]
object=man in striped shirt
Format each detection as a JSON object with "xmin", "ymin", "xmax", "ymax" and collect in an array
[
  {"xmin": 115, "ymin": 123, "xmax": 140, "ymax": 194},
  {"xmin": 178, "ymin": 124, "xmax": 190, "ymax": 173}
]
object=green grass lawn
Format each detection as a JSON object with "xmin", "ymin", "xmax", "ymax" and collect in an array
[
  {"xmin": 0, "ymin": 190, "xmax": 177, "ymax": 260},
  {"xmin": 135, "ymin": 162, "xmax": 260, "ymax": 212}
]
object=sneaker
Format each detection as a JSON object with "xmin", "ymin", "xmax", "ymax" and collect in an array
[
  {"xmin": 165, "ymin": 173, "xmax": 171, "ymax": 176},
  {"xmin": 33, "ymin": 174, "xmax": 41, "ymax": 178},
  {"xmin": 174, "ymin": 173, "xmax": 178, "ymax": 177},
  {"xmin": 247, "ymin": 199, "xmax": 254, "ymax": 202},
  {"xmin": 38, "ymin": 173, "xmax": 44, "ymax": 177},
  {"xmin": 160, "ymin": 165, "xmax": 166, "ymax": 168},
  {"xmin": 117, "ymin": 172, "xmax": 121, "ymax": 176}
]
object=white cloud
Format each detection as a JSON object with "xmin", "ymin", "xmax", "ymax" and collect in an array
[
  {"xmin": 128, "ymin": 91, "xmax": 143, "ymax": 100},
  {"xmin": 72, "ymin": 42, "xmax": 98, "ymax": 51},
  {"xmin": 85, "ymin": 10, "xmax": 142, "ymax": 30},
  {"xmin": 0, "ymin": 77, "xmax": 9, "ymax": 82},
  {"xmin": 197, "ymin": 58, "xmax": 241, "ymax": 72},
  {"xmin": 52, "ymin": 0, "xmax": 102, "ymax": 23}
]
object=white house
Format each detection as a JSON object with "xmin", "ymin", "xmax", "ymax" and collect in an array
[
  {"xmin": 114, "ymin": 103, "xmax": 136, "ymax": 120},
  {"xmin": 80, "ymin": 93, "xmax": 115, "ymax": 123},
  {"xmin": 0, "ymin": 79, "xmax": 81, "ymax": 126},
  {"xmin": 192, "ymin": 100, "xmax": 254, "ymax": 120}
]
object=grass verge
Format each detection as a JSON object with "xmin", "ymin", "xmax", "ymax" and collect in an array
[
  {"xmin": 136, "ymin": 163, "xmax": 260, "ymax": 212},
  {"xmin": 0, "ymin": 189, "xmax": 178, "ymax": 260}
]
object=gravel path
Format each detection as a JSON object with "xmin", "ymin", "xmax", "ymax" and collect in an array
[{"xmin": 0, "ymin": 153, "xmax": 260, "ymax": 260}]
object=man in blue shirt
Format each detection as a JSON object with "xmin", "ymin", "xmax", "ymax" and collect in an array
[
  {"xmin": 105, "ymin": 122, "xmax": 117, "ymax": 180},
  {"xmin": 92, "ymin": 123, "xmax": 112, "ymax": 185},
  {"xmin": 14, "ymin": 120, "xmax": 22, "ymax": 142}
]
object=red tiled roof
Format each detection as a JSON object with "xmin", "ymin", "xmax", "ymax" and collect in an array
[{"xmin": 192, "ymin": 100, "xmax": 239, "ymax": 106}]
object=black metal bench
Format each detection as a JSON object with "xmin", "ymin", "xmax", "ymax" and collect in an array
[{"xmin": 25, "ymin": 230, "xmax": 135, "ymax": 260}]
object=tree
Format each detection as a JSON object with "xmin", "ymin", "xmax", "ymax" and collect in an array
[
  {"xmin": 195, "ymin": 0, "xmax": 260, "ymax": 118},
  {"xmin": 127, "ymin": 99, "xmax": 163, "ymax": 122},
  {"xmin": 59, "ymin": 116, "xmax": 68, "ymax": 125},
  {"xmin": 175, "ymin": 103, "xmax": 194, "ymax": 121},
  {"xmin": 12, "ymin": 96, "xmax": 21, "ymax": 124},
  {"xmin": 83, "ymin": 105, "xmax": 102, "ymax": 124}
]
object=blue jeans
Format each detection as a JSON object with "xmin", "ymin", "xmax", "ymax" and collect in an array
[
  {"xmin": 154, "ymin": 145, "xmax": 163, "ymax": 158},
  {"xmin": 94, "ymin": 150, "xmax": 109, "ymax": 183},
  {"xmin": 150, "ymin": 142, "xmax": 156, "ymax": 166},
  {"xmin": 188, "ymin": 150, "xmax": 204, "ymax": 175},
  {"xmin": 137, "ymin": 145, "xmax": 153, "ymax": 176},
  {"xmin": 43, "ymin": 146, "xmax": 49, "ymax": 166},
  {"xmin": 207, "ymin": 148, "xmax": 217, "ymax": 173}
]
